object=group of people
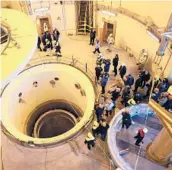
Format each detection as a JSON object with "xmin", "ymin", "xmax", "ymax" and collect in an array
[
  {"xmin": 37, "ymin": 24, "xmax": 62, "ymax": 57},
  {"xmin": 85, "ymin": 39, "xmax": 171, "ymax": 150},
  {"xmin": 91, "ymin": 30, "xmax": 115, "ymax": 54},
  {"xmin": 151, "ymin": 77, "xmax": 172, "ymax": 112},
  {"xmin": 84, "ymin": 119, "xmax": 109, "ymax": 150},
  {"xmin": 121, "ymin": 109, "xmax": 148, "ymax": 146},
  {"xmin": 85, "ymin": 106, "xmax": 148, "ymax": 150}
]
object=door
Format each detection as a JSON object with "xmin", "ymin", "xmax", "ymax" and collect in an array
[
  {"xmin": 103, "ymin": 22, "xmax": 116, "ymax": 42},
  {"xmin": 39, "ymin": 17, "xmax": 50, "ymax": 33}
]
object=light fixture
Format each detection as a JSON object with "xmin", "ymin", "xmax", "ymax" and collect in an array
[
  {"xmin": 34, "ymin": 7, "xmax": 49, "ymax": 13},
  {"xmin": 101, "ymin": 10, "xmax": 116, "ymax": 17},
  {"xmin": 147, "ymin": 30, "xmax": 160, "ymax": 42}
]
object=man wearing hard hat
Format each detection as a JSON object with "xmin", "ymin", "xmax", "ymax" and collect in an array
[
  {"xmin": 134, "ymin": 128, "xmax": 148, "ymax": 146},
  {"xmin": 84, "ymin": 132, "xmax": 96, "ymax": 150}
]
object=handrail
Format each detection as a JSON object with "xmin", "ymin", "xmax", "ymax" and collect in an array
[
  {"xmin": 148, "ymin": 99, "xmax": 172, "ymax": 138},
  {"xmin": 1, "ymin": 55, "xmax": 100, "ymax": 147}
]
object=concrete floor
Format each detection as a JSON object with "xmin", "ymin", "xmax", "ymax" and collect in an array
[{"xmin": 1, "ymin": 32, "xmax": 166, "ymax": 170}]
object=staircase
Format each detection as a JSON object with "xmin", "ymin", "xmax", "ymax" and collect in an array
[{"xmin": 76, "ymin": 1, "xmax": 93, "ymax": 35}]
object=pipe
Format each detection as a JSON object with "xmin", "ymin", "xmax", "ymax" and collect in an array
[{"xmin": 162, "ymin": 53, "xmax": 172, "ymax": 75}]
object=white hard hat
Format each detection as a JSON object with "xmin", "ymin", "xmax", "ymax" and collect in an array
[
  {"xmin": 93, "ymin": 121, "xmax": 98, "ymax": 126},
  {"xmin": 143, "ymin": 128, "xmax": 148, "ymax": 133}
]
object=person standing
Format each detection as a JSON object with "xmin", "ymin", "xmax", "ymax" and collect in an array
[
  {"xmin": 122, "ymin": 110, "xmax": 132, "ymax": 129},
  {"xmin": 53, "ymin": 28, "xmax": 60, "ymax": 42},
  {"xmin": 84, "ymin": 132, "xmax": 96, "ymax": 150},
  {"xmin": 104, "ymin": 59, "xmax": 111, "ymax": 73},
  {"xmin": 119, "ymin": 63, "xmax": 127, "ymax": 79},
  {"xmin": 105, "ymin": 100, "xmax": 115, "ymax": 117},
  {"xmin": 96, "ymin": 53, "xmax": 104, "ymax": 66},
  {"xmin": 92, "ymin": 121, "xmax": 100, "ymax": 137},
  {"xmin": 107, "ymin": 34, "xmax": 115, "ymax": 52},
  {"xmin": 37, "ymin": 36, "xmax": 42, "ymax": 51},
  {"xmin": 140, "ymin": 70, "xmax": 151, "ymax": 88},
  {"xmin": 42, "ymin": 32, "xmax": 47, "ymax": 51},
  {"xmin": 121, "ymin": 86, "xmax": 131, "ymax": 107},
  {"xmin": 55, "ymin": 42, "xmax": 62, "ymax": 57},
  {"xmin": 95, "ymin": 65, "xmax": 103, "ymax": 81},
  {"xmin": 134, "ymin": 128, "xmax": 148, "ymax": 146},
  {"xmin": 99, "ymin": 120, "xmax": 109, "ymax": 141},
  {"xmin": 46, "ymin": 32, "xmax": 53, "ymax": 49},
  {"xmin": 134, "ymin": 76, "xmax": 142, "ymax": 93},
  {"xmin": 89, "ymin": 29, "xmax": 96, "ymax": 45},
  {"xmin": 45, "ymin": 38, "xmax": 52, "ymax": 56},
  {"xmin": 163, "ymin": 94, "xmax": 172, "ymax": 112},
  {"xmin": 110, "ymin": 87, "xmax": 121, "ymax": 102},
  {"xmin": 100, "ymin": 73, "xmax": 109, "ymax": 94},
  {"xmin": 158, "ymin": 78, "xmax": 169, "ymax": 92},
  {"xmin": 151, "ymin": 88, "xmax": 160, "ymax": 102},
  {"xmin": 95, "ymin": 103, "xmax": 104, "ymax": 122},
  {"xmin": 93, "ymin": 39, "xmax": 101, "ymax": 54},
  {"xmin": 112, "ymin": 54, "xmax": 119, "ymax": 76},
  {"xmin": 127, "ymin": 74, "xmax": 135, "ymax": 87}
]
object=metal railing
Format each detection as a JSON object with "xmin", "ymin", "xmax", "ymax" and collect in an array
[{"xmin": 1, "ymin": 55, "xmax": 99, "ymax": 147}]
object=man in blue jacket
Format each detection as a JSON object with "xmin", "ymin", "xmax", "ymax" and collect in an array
[
  {"xmin": 104, "ymin": 59, "xmax": 111, "ymax": 73},
  {"xmin": 101, "ymin": 73, "xmax": 109, "ymax": 94}
]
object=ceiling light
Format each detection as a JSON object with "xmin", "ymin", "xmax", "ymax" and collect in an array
[
  {"xmin": 34, "ymin": 7, "xmax": 49, "ymax": 13},
  {"xmin": 147, "ymin": 30, "xmax": 160, "ymax": 42},
  {"xmin": 101, "ymin": 10, "xmax": 116, "ymax": 17}
]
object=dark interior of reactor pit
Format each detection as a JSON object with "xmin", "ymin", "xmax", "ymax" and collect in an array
[
  {"xmin": 36, "ymin": 111, "xmax": 76, "ymax": 138},
  {"xmin": 26, "ymin": 100, "xmax": 83, "ymax": 138}
]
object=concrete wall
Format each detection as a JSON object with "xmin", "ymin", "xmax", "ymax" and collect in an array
[
  {"xmin": 97, "ymin": 11, "xmax": 159, "ymax": 71},
  {"xmin": 97, "ymin": 1, "xmax": 172, "ymax": 27},
  {"xmin": 1, "ymin": 64, "xmax": 95, "ymax": 143},
  {"xmin": 96, "ymin": 1, "xmax": 172, "ymax": 76}
]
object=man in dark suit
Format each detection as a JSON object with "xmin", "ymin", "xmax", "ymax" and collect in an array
[{"xmin": 90, "ymin": 29, "xmax": 96, "ymax": 45}]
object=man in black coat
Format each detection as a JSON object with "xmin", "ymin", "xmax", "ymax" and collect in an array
[
  {"xmin": 112, "ymin": 54, "xmax": 119, "ymax": 76},
  {"xmin": 95, "ymin": 65, "xmax": 103, "ymax": 81},
  {"xmin": 45, "ymin": 32, "xmax": 53, "ymax": 49},
  {"xmin": 37, "ymin": 36, "xmax": 42, "ymax": 51},
  {"xmin": 140, "ymin": 70, "xmax": 151, "ymax": 88},
  {"xmin": 163, "ymin": 94, "xmax": 172, "ymax": 112},
  {"xmin": 134, "ymin": 128, "xmax": 148, "ymax": 146},
  {"xmin": 55, "ymin": 42, "xmax": 62, "ymax": 57},
  {"xmin": 127, "ymin": 74, "xmax": 134, "ymax": 87},
  {"xmin": 90, "ymin": 29, "xmax": 96, "ymax": 45},
  {"xmin": 119, "ymin": 64, "xmax": 127, "ymax": 79},
  {"xmin": 134, "ymin": 76, "xmax": 142, "ymax": 93},
  {"xmin": 122, "ymin": 110, "xmax": 132, "ymax": 129},
  {"xmin": 99, "ymin": 120, "xmax": 109, "ymax": 141},
  {"xmin": 53, "ymin": 28, "xmax": 60, "ymax": 42}
]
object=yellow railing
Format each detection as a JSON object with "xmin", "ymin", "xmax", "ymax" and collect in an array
[{"xmin": 148, "ymin": 99, "xmax": 172, "ymax": 138}]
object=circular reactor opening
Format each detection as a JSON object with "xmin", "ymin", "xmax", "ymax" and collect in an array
[
  {"xmin": 34, "ymin": 110, "xmax": 76, "ymax": 138},
  {"xmin": 1, "ymin": 63, "xmax": 96, "ymax": 146}
]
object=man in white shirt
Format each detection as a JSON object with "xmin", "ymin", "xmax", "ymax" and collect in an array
[
  {"xmin": 105, "ymin": 99, "xmax": 115, "ymax": 116},
  {"xmin": 107, "ymin": 34, "xmax": 114, "ymax": 52}
]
